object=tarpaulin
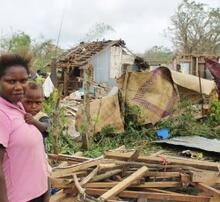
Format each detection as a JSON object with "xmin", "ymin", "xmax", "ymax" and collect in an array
[
  {"xmin": 76, "ymin": 88, "xmax": 124, "ymax": 134},
  {"xmin": 170, "ymin": 69, "xmax": 217, "ymax": 103},
  {"xmin": 117, "ymin": 67, "xmax": 178, "ymax": 125},
  {"xmin": 205, "ymin": 58, "xmax": 220, "ymax": 99}
]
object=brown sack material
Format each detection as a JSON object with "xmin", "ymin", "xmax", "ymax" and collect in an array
[
  {"xmin": 170, "ymin": 69, "xmax": 217, "ymax": 103},
  {"xmin": 76, "ymin": 94, "xmax": 124, "ymax": 134},
  {"xmin": 117, "ymin": 67, "xmax": 178, "ymax": 125}
]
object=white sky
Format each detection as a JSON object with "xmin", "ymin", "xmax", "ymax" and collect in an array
[{"xmin": 0, "ymin": 0, "xmax": 219, "ymax": 53}]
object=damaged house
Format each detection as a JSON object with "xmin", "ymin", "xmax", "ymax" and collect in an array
[
  {"xmin": 52, "ymin": 40, "xmax": 148, "ymax": 96},
  {"xmin": 173, "ymin": 53, "xmax": 220, "ymax": 79}
]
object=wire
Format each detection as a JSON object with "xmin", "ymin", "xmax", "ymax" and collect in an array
[{"xmin": 55, "ymin": 4, "xmax": 66, "ymax": 57}]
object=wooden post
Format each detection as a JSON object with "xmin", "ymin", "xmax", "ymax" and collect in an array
[
  {"xmin": 50, "ymin": 58, "xmax": 57, "ymax": 87},
  {"xmin": 190, "ymin": 56, "xmax": 193, "ymax": 75},
  {"xmin": 81, "ymin": 64, "xmax": 92, "ymax": 150},
  {"xmin": 197, "ymin": 57, "xmax": 204, "ymax": 116},
  {"xmin": 63, "ymin": 68, "xmax": 69, "ymax": 96},
  {"xmin": 121, "ymin": 68, "xmax": 129, "ymax": 120},
  {"xmin": 195, "ymin": 56, "xmax": 199, "ymax": 76},
  {"xmin": 51, "ymin": 85, "xmax": 62, "ymax": 154}
]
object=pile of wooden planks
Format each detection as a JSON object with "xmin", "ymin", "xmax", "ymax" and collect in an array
[{"xmin": 50, "ymin": 150, "xmax": 220, "ymax": 202}]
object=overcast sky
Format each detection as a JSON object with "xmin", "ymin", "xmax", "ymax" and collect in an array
[{"xmin": 0, "ymin": 0, "xmax": 219, "ymax": 53}]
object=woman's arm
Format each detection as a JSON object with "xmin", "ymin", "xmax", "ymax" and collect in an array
[{"xmin": 0, "ymin": 145, "xmax": 8, "ymax": 202}]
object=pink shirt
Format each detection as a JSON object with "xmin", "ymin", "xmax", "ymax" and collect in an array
[{"xmin": 0, "ymin": 97, "xmax": 48, "ymax": 202}]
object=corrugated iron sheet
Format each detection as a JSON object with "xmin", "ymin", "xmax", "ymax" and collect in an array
[{"xmin": 154, "ymin": 136, "xmax": 220, "ymax": 153}]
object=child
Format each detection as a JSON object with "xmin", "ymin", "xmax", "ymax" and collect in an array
[
  {"xmin": 22, "ymin": 81, "xmax": 51, "ymax": 201},
  {"xmin": 22, "ymin": 81, "xmax": 49, "ymax": 147}
]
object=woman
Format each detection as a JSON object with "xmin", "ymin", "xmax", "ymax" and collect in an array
[{"xmin": 0, "ymin": 54, "xmax": 48, "ymax": 202}]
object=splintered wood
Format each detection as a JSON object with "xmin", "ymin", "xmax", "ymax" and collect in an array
[{"xmin": 50, "ymin": 151, "xmax": 220, "ymax": 202}]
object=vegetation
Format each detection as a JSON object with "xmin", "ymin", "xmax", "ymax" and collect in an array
[
  {"xmin": 143, "ymin": 45, "xmax": 173, "ymax": 64},
  {"xmin": 209, "ymin": 98, "xmax": 220, "ymax": 125},
  {"xmin": 43, "ymin": 90, "xmax": 76, "ymax": 154},
  {"xmin": 82, "ymin": 23, "xmax": 115, "ymax": 42},
  {"xmin": 0, "ymin": 32, "xmax": 31, "ymax": 55},
  {"xmin": 42, "ymin": 91, "xmax": 220, "ymax": 157},
  {"xmin": 0, "ymin": 32, "xmax": 63, "ymax": 71},
  {"xmin": 169, "ymin": 0, "xmax": 220, "ymax": 54},
  {"xmin": 157, "ymin": 101, "xmax": 218, "ymax": 138}
]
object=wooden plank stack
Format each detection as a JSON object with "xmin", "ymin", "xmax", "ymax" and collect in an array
[{"xmin": 50, "ymin": 150, "xmax": 220, "ymax": 202}]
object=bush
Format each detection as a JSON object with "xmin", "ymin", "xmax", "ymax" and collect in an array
[
  {"xmin": 209, "ymin": 98, "xmax": 220, "ymax": 125},
  {"xmin": 43, "ymin": 89, "xmax": 76, "ymax": 154},
  {"xmin": 157, "ymin": 101, "xmax": 218, "ymax": 138}
]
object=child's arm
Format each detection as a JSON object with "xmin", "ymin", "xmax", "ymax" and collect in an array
[{"xmin": 24, "ymin": 113, "xmax": 49, "ymax": 135}]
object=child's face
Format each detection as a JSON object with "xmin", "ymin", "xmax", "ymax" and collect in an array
[{"xmin": 22, "ymin": 88, "xmax": 44, "ymax": 116}]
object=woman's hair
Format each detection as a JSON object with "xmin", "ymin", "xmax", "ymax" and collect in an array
[{"xmin": 0, "ymin": 53, "xmax": 30, "ymax": 78}]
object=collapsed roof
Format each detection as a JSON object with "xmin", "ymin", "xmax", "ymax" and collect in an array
[{"xmin": 55, "ymin": 40, "xmax": 127, "ymax": 69}]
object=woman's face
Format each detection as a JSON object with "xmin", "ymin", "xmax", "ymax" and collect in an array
[{"xmin": 0, "ymin": 65, "xmax": 29, "ymax": 104}]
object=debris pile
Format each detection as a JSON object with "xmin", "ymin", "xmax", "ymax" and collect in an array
[
  {"xmin": 50, "ymin": 150, "xmax": 220, "ymax": 202},
  {"xmin": 60, "ymin": 92, "xmax": 83, "ymax": 138}
]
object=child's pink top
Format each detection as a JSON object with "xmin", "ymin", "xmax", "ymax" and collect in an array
[{"xmin": 0, "ymin": 96, "xmax": 48, "ymax": 202}]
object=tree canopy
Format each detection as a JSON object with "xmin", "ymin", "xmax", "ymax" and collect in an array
[
  {"xmin": 169, "ymin": 0, "xmax": 220, "ymax": 54},
  {"xmin": 82, "ymin": 23, "xmax": 115, "ymax": 42},
  {"xmin": 0, "ymin": 32, "xmax": 63, "ymax": 71},
  {"xmin": 0, "ymin": 32, "xmax": 31, "ymax": 56},
  {"xmin": 143, "ymin": 46, "xmax": 173, "ymax": 64}
]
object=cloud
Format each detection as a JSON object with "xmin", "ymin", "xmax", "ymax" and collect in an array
[{"xmin": 0, "ymin": 0, "xmax": 217, "ymax": 53}]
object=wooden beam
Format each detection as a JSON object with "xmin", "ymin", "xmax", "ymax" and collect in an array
[
  {"xmin": 145, "ymin": 171, "xmax": 180, "ymax": 178},
  {"xmin": 98, "ymin": 163, "xmax": 121, "ymax": 172},
  {"xmin": 104, "ymin": 151, "xmax": 220, "ymax": 171},
  {"xmin": 180, "ymin": 173, "xmax": 191, "ymax": 187},
  {"xmin": 50, "ymin": 178, "xmax": 73, "ymax": 189},
  {"xmin": 194, "ymin": 183, "xmax": 220, "ymax": 199},
  {"xmin": 145, "ymin": 188, "xmax": 181, "ymax": 195},
  {"xmin": 99, "ymin": 166, "xmax": 148, "ymax": 201},
  {"xmin": 86, "ymin": 181, "xmax": 180, "ymax": 189},
  {"xmin": 92, "ymin": 169, "xmax": 122, "ymax": 182},
  {"xmin": 48, "ymin": 153, "xmax": 90, "ymax": 162},
  {"xmin": 191, "ymin": 171, "xmax": 220, "ymax": 184},
  {"xmin": 86, "ymin": 189, "xmax": 210, "ymax": 202},
  {"xmin": 80, "ymin": 166, "xmax": 99, "ymax": 186},
  {"xmin": 52, "ymin": 159, "xmax": 101, "ymax": 178},
  {"xmin": 73, "ymin": 174, "xmax": 85, "ymax": 195}
]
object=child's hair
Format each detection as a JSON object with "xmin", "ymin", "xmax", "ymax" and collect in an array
[
  {"xmin": 26, "ymin": 81, "xmax": 44, "ymax": 96},
  {"xmin": 0, "ymin": 53, "xmax": 30, "ymax": 78}
]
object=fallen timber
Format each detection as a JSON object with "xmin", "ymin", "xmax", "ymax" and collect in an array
[{"xmin": 50, "ymin": 150, "xmax": 220, "ymax": 202}]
